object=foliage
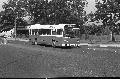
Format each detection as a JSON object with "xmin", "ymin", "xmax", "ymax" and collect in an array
[
  {"xmin": 95, "ymin": 0, "xmax": 120, "ymax": 41},
  {"xmin": 0, "ymin": 0, "xmax": 28, "ymax": 31},
  {"xmin": 95, "ymin": 0, "xmax": 120, "ymax": 29},
  {"xmin": 0, "ymin": 0, "xmax": 86, "ymax": 32},
  {"xmin": 23, "ymin": 0, "xmax": 85, "ymax": 24}
]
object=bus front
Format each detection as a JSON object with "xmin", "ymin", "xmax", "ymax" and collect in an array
[{"xmin": 61, "ymin": 24, "xmax": 81, "ymax": 47}]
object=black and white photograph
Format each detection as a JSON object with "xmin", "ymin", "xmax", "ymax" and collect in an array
[{"xmin": 0, "ymin": 0, "xmax": 120, "ymax": 78}]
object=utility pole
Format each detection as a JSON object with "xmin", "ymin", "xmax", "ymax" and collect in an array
[
  {"xmin": 14, "ymin": 12, "xmax": 18, "ymax": 40},
  {"xmin": 14, "ymin": 15, "xmax": 17, "ymax": 40},
  {"xmin": 14, "ymin": 0, "xmax": 18, "ymax": 40}
]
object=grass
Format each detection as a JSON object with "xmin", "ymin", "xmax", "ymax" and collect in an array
[
  {"xmin": 1, "ymin": 40, "xmax": 120, "ymax": 77},
  {"xmin": 1, "ymin": 37, "xmax": 120, "ymax": 77}
]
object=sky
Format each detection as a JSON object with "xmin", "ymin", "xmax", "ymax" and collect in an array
[
  {"xmin": 0, "ymin": 0, "xmax": 7, "ymax": 11},
  {"xmin": 0, "ymin": 0, "xmax": 97, "ymax": 14},
  {"xmin": 84, "ymin": 0, "xmax": 97, "ymax": 14}
]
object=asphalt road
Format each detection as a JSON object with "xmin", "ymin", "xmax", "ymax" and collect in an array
[{"xmin": 0, "ymin": 41, "xmax": 120, "ymax": 77}]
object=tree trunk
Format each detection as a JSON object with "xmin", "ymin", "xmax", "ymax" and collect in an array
[{"xmin": 110, "ymin": 31, "xmax": 115, "ymax": 42}]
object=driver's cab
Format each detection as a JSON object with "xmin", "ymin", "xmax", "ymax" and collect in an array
[{"xmin": 64, "ymin": 24, "xmax": 80, "ymax": 38}]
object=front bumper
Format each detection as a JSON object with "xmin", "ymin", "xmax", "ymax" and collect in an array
[{"xmin": 62, "ymin": 44, "xmax": 80, "ymax": 47}]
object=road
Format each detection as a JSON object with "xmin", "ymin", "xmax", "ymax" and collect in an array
[{"xmin": 0, "ymin": 40, "xmax": 120, "ymax": 77}]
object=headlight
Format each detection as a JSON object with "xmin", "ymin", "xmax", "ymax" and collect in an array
[{"xmin": 64, "ymin": 40, "xmax": 68, "ymax": 42}]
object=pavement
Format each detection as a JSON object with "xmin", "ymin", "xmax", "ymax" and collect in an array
[
  {"xmin": 6, "ymin": 37, "xmax": 120, "ymax": 48},
  {"xmin": 7, "ymin": 37, "xmax": 29, "ymax": 42}
]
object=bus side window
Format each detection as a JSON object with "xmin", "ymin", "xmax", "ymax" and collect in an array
[
  {"xmin": 43, "ymin": 29, "xmax": 51, "ymax": 35},
  {"xmin": 47, "ymin": 29, "xmax": 51, "ymax": 35},
  {"xmin": 38, "ymin": 29, "xmax": 42, "ymax": 35},
  {"xmin": 32, "ymin": 29, "xmax": 35, "ymax": 35},
  {"xmin": 39, "ymin": 29, "xmax": 51, "ymax": 35},
  {"xmin": 43, "ymin": 29, "xmax": 46, "ymax": 35},
  {"xmin": 35, "ymin": 29, "xmax": 37, "ymax": 35},
  {"xmin": 52, "ymin": 29, "xmax": 57, "ymax": 35},
  {"xmin": 39, "ymin": 29, "xmax": 44, "ymax": 35},
  {"xmin": 57, "ymin": 29, "xmax": 63, "ymax": 35}
]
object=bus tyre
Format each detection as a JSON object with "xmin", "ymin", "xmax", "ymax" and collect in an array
[
  {"xmin": 31, "ymin": 42, "xmax": 35, "ymax": 45},
  {"xmin": 32, "ymin": 41, "xmax": 37, "ymax": 45},
  {"xmin": 52, "ymin": 41, "xmax": 56, "ymax": 48}
]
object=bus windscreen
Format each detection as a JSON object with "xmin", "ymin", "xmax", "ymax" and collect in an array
[{"xmin": 64, "ymin": 27, "xmax": 80, "ymax": 38}]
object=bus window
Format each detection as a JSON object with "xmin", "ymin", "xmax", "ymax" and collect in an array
[
  {"xmin": 64, "ymin": 27, "xmax": 78, "ymax": 38},
  {"xmin": 52, "ymin": 29, "xmax": 57, "ymax": 35},
  {"xmin": 45, "ymin": 29, "xmax": 51, "ymax": 35},
  {"xmin": 39, "ymin": 29, "xmax": 51, "ymax": 35},
  {"xmin": 38, "ymin": 29, "xmax": 42, "ymax": 35},
  {"xmin": 32, "ymin": 29, "xmax": 35, "ymax": 35},
  {"xmin": 38, "ymin": 29, "xmax": 41, "ymax": 35},
  {"xmin": 35, "ymin": 29, "xmax": 38, "ymax": 35},
  {"xmin": 57, "ymin": 29, "xmax": 63, "ymax": 35},
  {"xmin": 32, "ymin": 29, "xmax": 38, "ymax": 35},
  {"xmin": 72, "ymin": 29, "xmax": 80, "ymax": 37}
]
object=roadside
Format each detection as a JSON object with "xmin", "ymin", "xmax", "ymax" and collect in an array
[
  {"xmin": 5, "ymin": 37, "xmax": 120, "ymax": 48},
  {"xmin": 1, "ymin": 37, "xmax": 120, "ymax": 77},
  {"xmin": 6, "ymin": 37, "xmax": 29, "ymax": 42}
]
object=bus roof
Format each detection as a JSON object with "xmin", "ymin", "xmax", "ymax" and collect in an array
[{"xmin": 27, "ymin": 24, "xmax": 74, "ymax": 29}]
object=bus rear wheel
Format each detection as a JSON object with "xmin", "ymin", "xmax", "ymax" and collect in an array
[{"xmin": 32, "ymin": 41, "xmax": 37, "ymax": 45}]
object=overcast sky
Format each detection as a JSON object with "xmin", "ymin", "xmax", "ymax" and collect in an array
[
  {"xmin": 0, "ymin": 0, "xmax": 97, "ymax": 14},
  {"xmin": 84, "ymin": 0, "xmax": 97, "ymax": 14},
  {"xmin": 0, "ymin": 0, "xmax": 7, "ymax": 11}
]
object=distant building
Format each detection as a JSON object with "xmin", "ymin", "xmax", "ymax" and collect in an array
[
  {"xmin": 0, "ymin": 25, "xmax": 29, "ymax": 38},
  {"xmin": 0, "ymin": 28, "xmax": 14, "ymax": 38},
  {"xmin": 16, "ymin": 25, "xmax": 29, "ymax": 38}
]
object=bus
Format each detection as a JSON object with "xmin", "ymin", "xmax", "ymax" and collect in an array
[{"xmin": 27, "ymin": 24, "xmax": 81, "ymax": 47}]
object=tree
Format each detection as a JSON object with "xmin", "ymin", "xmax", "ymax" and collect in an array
[
  {"xmin": 23, "ymin": 0, "xmax": 86, "ymax": 24},
  {"xmin": 0, "ymin": 0, "xmax": 86, "ymax": 30},
  {"xmin": 95, "ymin": 0, "xmax": 120, "ymax": 41},
  {"xmin": 0, "ymin": 0, "xmax": 28, "ymax": 32}
]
